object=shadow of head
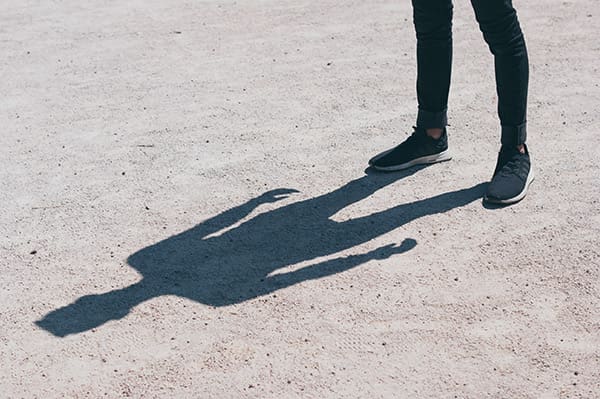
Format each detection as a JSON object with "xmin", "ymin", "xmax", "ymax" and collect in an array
[{"xmin": 35, "ymin": 291, "xmax": 132, "ymax": 337}]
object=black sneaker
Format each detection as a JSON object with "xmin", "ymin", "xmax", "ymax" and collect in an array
[
  {"xmin": 484, "ymin": 144, "xmax": 534, "ymax": 205},
  {"xmin": 369, "ymin": 127, "xmax": 452, "ymax": 171}
]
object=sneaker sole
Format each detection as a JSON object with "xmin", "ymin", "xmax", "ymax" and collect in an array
[
  {"xmin": 483, "ymin": 167, "xmax": 535, "ymax": 205},
  {"xmin": 369, "ymin": 150, "xmax": 452, "ymax": 172}
]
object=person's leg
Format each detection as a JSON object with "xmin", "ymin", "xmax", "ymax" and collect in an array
[
  {"xmin": 413, "ymin": 0, "xmax": 454, "ymax": 138},
  {"xmin": 471, "ymin": 0, "xmax": 528, "ymax": 148},
  {"xmin": 369, "ymin": 0, "xmax": 454, "ymax": 171},
  {"xmin": 471, "ymin": 0, "xmax": 533, "ymax": 204}
]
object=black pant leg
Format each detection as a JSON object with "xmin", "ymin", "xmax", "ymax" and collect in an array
[
  {"xmin": 470, "ymin": 0, "xmax": 529, "ymax": 146},
  {"xmin": 412, "ymin": 0, "xmax": 454, "ymax": 129}
]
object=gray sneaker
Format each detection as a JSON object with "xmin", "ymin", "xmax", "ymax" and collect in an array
[{"xmin": 484, "ymin": 144, "xmax": 534, "ymax": 205}]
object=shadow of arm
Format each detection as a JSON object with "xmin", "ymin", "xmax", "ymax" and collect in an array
[
  {"xmin": 264, "ymin": 239, "xmax": 416, "ymax": 289},
  {"xmin": 126, "ymin": 188, "xmax": 299, "ymax": 267},
  {"xmin": 193, "ymin": 188, "xmax": 299, "ymax": 239}
]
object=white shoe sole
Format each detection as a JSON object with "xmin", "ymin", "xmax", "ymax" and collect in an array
[
  {"xmin": 484, "ymin": 167, "xmax": 535, "ymax": 205},
  {"xmin": 369, "ymin": 149, "xmax": 452, "ymax": 172}
]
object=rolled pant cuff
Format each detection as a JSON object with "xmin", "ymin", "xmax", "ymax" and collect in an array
[
  {"xmin": 417, "ymin": 108, "xmax": 448, "ymax": 129},
  {"xmin": 501, "ymin": 122, "xmax": 527, "ymax": 146}
]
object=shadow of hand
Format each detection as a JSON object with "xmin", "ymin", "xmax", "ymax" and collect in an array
[
  {"xmin": 368, "ymin": 239, "xmax": 418, "ymax": 260},
  {"xmin": 257, "ymin": 188, "xmax": 300, "ymax": 204}
]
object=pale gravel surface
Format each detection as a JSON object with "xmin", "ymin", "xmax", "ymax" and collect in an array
[{"xmin": 1, "ymin": 0, "xmax": 599, "ymax": 398}]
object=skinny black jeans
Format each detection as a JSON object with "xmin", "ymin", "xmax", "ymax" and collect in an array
[{"xmin": 413, "ymin": 0, "xmax": 529, "ymax": 146}]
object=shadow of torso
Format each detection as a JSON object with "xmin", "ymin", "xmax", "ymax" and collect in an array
[{"xmin": 128, "ymin": 174, "xmax": 484, "ymax": 306}]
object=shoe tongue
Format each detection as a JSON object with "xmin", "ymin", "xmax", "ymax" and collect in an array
[{"xmin": 413, "ymin": 127, "xmax": 426, "ymax": 135}]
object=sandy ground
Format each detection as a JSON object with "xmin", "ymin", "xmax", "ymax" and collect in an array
[{"xmin": 1, "ymin": 0, "xmax": 599, "ymax": 397}]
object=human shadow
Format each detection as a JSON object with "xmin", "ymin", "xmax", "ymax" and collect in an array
[{"xmin": 37, "ymin": 168, "xmax": 486, "ymax": 337}]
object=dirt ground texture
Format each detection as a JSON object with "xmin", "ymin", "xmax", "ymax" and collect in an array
[{"xmin": 1, "ymin": 0, "xmax": 599, "ymax": 397}]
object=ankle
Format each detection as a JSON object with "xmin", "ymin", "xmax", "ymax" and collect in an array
[
  {"xmin": 516, "ymin": 144, "xmax": 525, "ymax": 154},
  {"xmin": 426, "ymin": 128, "xmax": 443, "ymax": 140}
]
